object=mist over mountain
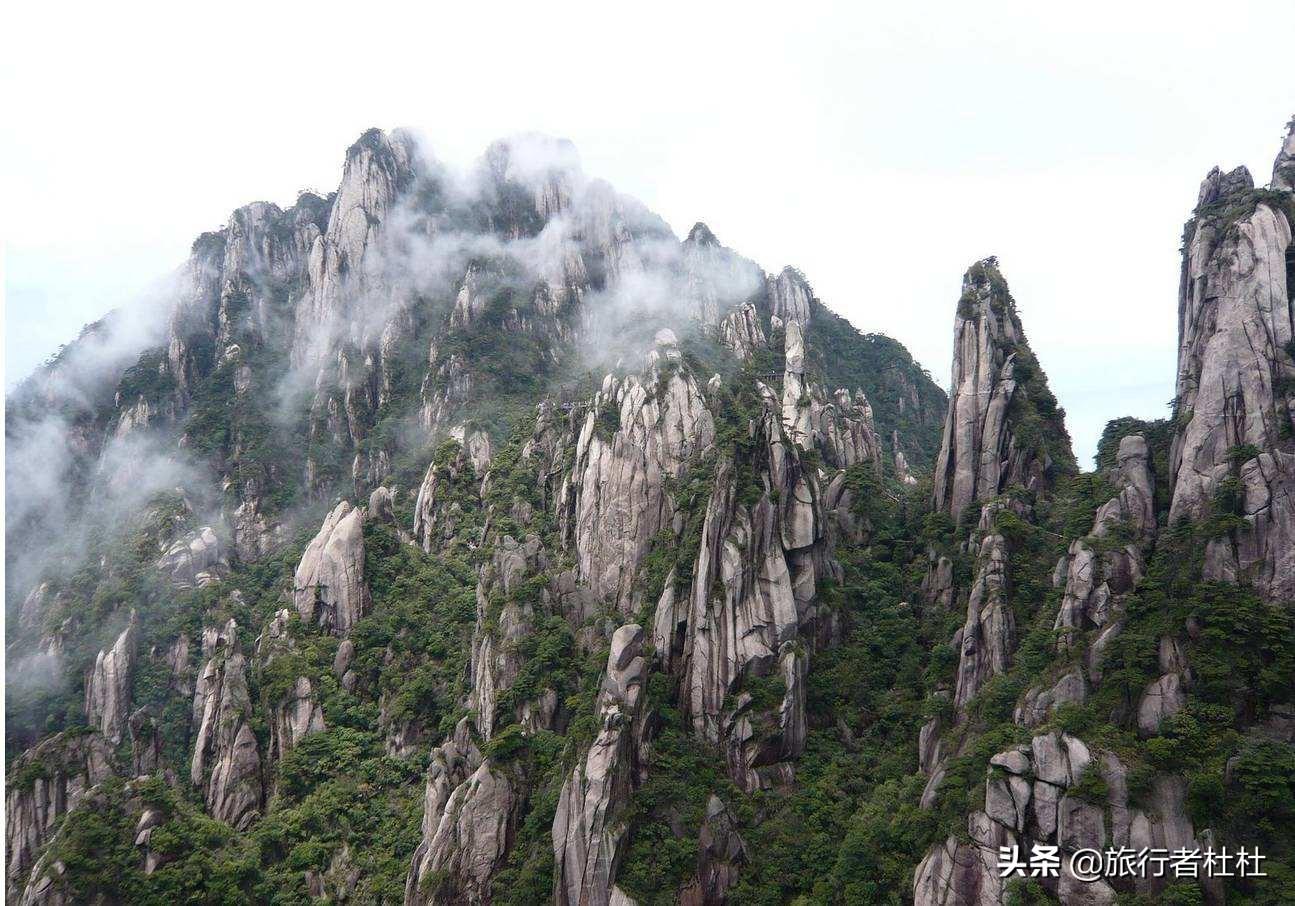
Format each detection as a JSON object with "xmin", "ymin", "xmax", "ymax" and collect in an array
[{"xmin": 4, "ymin": 117, "xmax": 1294, "ymax": 905}]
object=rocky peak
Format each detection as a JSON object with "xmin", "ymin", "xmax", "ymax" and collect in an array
[
  {"xmin": 685, "ymin": 221, "xmax": 719, "ymax": 247},
  {"xmin": 84, "ymin": 616, "xmax": 138, "ymax": 746},
  {"xmin": 1273, "ymin": 116, "xmax": 1295, "ymax": 191},
  {"xmin": 932, "ymin": 257, "xmax": 1073, "ymax": 521},
  {"xmin": 767, "ymin": 267, "xmax": 812, "ymax": 327},
  {"xmin": 293, "ymin": 500, "xmax": 370, "ymax": 635},
  {"xmin": 1170, "ymin": 144, "xmax": 1294, "ymax": 601}
]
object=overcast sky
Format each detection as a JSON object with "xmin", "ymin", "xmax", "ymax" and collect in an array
[{"xmin": 4, "ymin": 1, "xmax": 1293, "ymax": 464}]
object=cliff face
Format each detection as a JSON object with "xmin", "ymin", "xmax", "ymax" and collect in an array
[
  {"xmin": 7, "ymin": 120, "xmax": 1294, "ymax": 906},
  {"xmin": 932, "ymin": 259, "xmax": 1075, "ymax": 523}
]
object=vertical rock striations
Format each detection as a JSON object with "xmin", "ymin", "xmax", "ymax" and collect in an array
[
  {"xmin": 190, "ymin": 620, "xmax": 262, "ymax": 830},
  {"xmin": 552, "ymin": 624, "xmax": 649, "ymax": 906},
  {"xmin": 1169, "ymin": 154, "xmax": 1295, "ymax": 602},
  {"xmin": 294, "ymin": 500, "xmax": 370, "ymax": 635},
  {"xmin": 932, "ymin": 259, "xmax": 1075, "ymax": 522}
]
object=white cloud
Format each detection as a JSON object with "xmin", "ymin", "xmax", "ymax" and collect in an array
[{"xmin": 4, "ymin": 0, "xmax": 1294, "ymax": 464}]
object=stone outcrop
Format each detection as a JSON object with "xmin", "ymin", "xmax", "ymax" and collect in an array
[
  {"xmin": 157, "ymin": 526, "xmax": 226, "ymax": 588},
  {"xmin": 84, "ymin": 617, "xmax": 137, "ymax": 745},
  {"xmin": 553, "ymin": 624, "xmax": 649, "ymax": 906},
  {"xmin": 952, "ymin": 504, "xmax": 1015, "ymax": 714},
  {"xmin": 653, "ymin": 370, "xmax": 837, "ymax": 791},
  {"xmin": 932, "ymin": 259, "xmax": 1072, "ymax": 521},
  {"xmin": 294, "ymin": 500, "xmax": 369, "ymax": 635},
  {"xmin": 780, "ymin": 322, "xmax": 883, "ymax": 472},
  {"xmin": 5, "ymin": 732, "xmax": 113, "ymax": 900},
  {"xmin": 1272, "ymin": 117, "xmax": 1295, "ymax": 192},
  {"xmin": 413, "ymin": 431, "xmax": 488, "ymax": 553},
  {"xmin": 767, "ymin": 268, "xmax": 812, "ymax": 327},
  {"xmin": 915, "ymin": 732, "xmax": 1204, "ymax": 906},
  {"xmin": 404, "ymin": 718, "xmax": 514, "ymax": 906},
  {"xmin": 719, "ymin": 302, "xmax": 767, "ymax": 361},
  {"xmin": 1053, "ymin": 434, "xmax": 1156, "ymax": 647},
  {"xmin": 1169, "ymin": 158, "xmax": 1294, "ymax": 602},
  {"xmin": 190, "ymin": 619, "xmax": 262, "ymax": 829},
  {"xmin": 561, "ymin": 330, "xmax": 714, "ymax": 611},
  {"xmin": 680, "ymin": 795, "xmax": 746, "ymax": 906}
]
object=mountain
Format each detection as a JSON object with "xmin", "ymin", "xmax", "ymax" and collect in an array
[{"xmin": 4, "ymin": 119, "xmax": 1293, "ymax": 906}]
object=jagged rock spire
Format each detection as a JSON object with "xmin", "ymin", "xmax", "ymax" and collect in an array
[
  {"xmin": 932, "ymin": 258, "xmax": 1074, "ymax": 521},
  {"xmin": 1273, "ymin": 116, "xmax": 1295, "ymax": 191},
  {"xmin": 1169, "ymin": 133, "xmax": 1295, "ymax": 601}
]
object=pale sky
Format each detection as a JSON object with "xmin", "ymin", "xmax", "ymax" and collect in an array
[{"xmin": 4, "ymin": 1, "xmax": 1293, "ymax": 465}]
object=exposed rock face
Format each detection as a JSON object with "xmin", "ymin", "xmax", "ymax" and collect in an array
[
  {"xmin": 561, "ymin": 331, "xmax": 714, "ymax": 611},
  {"xmin": 656, "ymin": 372, "xmax": 837, "ymax": 791},
  {"xmin": 1054, "ymin": 435, "xmax": 1157, "ymax": 646},
  {"xmin": 413, "ymin": 432, "xmax": 487, "ymax": 553},
  {"xmin": 952, "ymin": 505, "xmax": 1014, "ymax": 714},
  {"xmin": 190, "ymin": 620, "xmax": 262, "ymax": 829},
  {"xmin": 157, "ymin": 526, "xmax": 226, "ymax": 588},
  {"xmin": 404, "ymin": 712, "xmax": 514, "ymax": 905},
  {"xmin": 767, "ymin": 267, "xmax": 812, "ymax": 326},
  {"xmin": 553, "ymin": 624, "xmax": 649, "ymax": 906},
  {"xmin": 1169, "ymin": 161, "xmax": 1294, "ymax": 602},
  {"xmin": 469, "ymin": 534, "xmax": 547, "ymax": 738},
  {"xmin": 719, "ymin": 302, "xmax": 767, "ymax": 361},
  {"xmin": 780, "ymin": 322, "xmax": 883, "ymax": 472},
  {"xmin": 680, "ymin": 795, "xmax": 746, "ymax": 906},
  {"xmin": 294, "ymin": 500, "xmax": 370, "ymax": 635},
  {"xmin": 6, "ymin": 732, "xmax": 113, "ymax": 900},
  {"xmin": 1272, "ymin": 117, "xmax": 1295, "ymax": 192},
  {"xmin": 270, "ymin": 676, "xmax": 326, "ymax": 761},
  {"xmin": 933, "ymin": 259, "xmax": 1072, "ymax": 521},
  {"xmin": 84, "ymin": 618, "xmax": 137, "ymax": 745},
  {"xmin": 915, "ymin": 732, "xmax": 1201, "ymax": 906}
]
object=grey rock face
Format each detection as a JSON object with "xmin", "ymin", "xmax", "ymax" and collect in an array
[
  {"xmin": 84, "ymin": 618, "xmax": 137, "ymax": 745},
  {"xmin": 5, "ymin": 732, "xmax": 114, "ymax": 900},
  {"xmin": 914, "ymin": 730, "xmax": 1199, "ymax": 906},
  {"xmin": 1170, "ymin": 160, "xmax": 1294, "ymax": 602},
  {"xmin": 1054, "ymin": 435, "xmax": 1156, "ymax": 646},
  {"xmin": 719, "ymin": 302, "xmax": 767, "ymax": 361},
  {"xmin": 932, "ymin": 260, "xmax": 1070, "ymax": 521},
  {"xmin": 1015, "ymin": 670, "xmax": 1086, "ymax": 729},
  {"xmin": 1271, "ymin": 117, "xmax": 1295, "ymax": 191},
  {"xmin": 270, "ymin": 676, "xmax": 326, "ymax": 762},
  {"xmin": 952, "ymin": 515, "xmax": 1013, "ymax": 714},
  {"xmin": 294, "ymin": 500, "xmax": 370, "ymax": 635},
  {"xmin": 413, "ymin": 430, "xmax": 488, "ymax": 553},
  {"xmin": 767, "ymin": 267, "xmax": 812, "ymax": 326},
  {"xmin": 553, "ymin": 624, "xmax": 649, "ymax": 906},
  {"xmin": 561, "ymin": 333, "xmax": 714, "ymax": 611},
  {"xmin": 680, "ymin": 795, "xmax": 746, "ymax": 905},
  {"xmin": 780, "ymin": 323, "xmax": 883, "ymax": 472},
  {"xmin": 157, "ymin": 526, "xmax": 226, "ymax": 588},
  {"xmin": 190, "ymin": 620, "xmax": 262, "ymax": 829},
  {"xmin": 405, "ymin": 713, "xmax": 514, "ymax": 906}
]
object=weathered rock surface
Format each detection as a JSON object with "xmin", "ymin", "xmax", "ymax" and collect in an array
[
  {"xmin": 1272, "ymin": 116, "xmax": 1295, "ymax": 191},
  {"xmin": 952, "ymin": 509, "xmax": 1013, "ymax": 714},
  {"xmin": 1054, "ymin": 434, "xmax": 1156, "ymax": 646},
  {"xmin": 915, "ymin": 732, "xmax": 1201, "ymax": 905},
  {"xmin": 1170, "ymin": 160, "xmax": 1294, "ymax": 602},
  {"xmin": 84, "ymin": 617, "xmax": 137, "ymax": 745},
  {"xmin": 405, "ymin": 713, "xmax": 514, "ymax": 905},
  {"xmin": 190, "ymin": 619, "xmax": 262, "ymax": 829},
  {"xmin": 157, "ymin": 526, "xmax": 226, "ymax": 588},
  {"xmin": 553, "ymin": 624, "xmax": 649, "ymax": 906},
  {"xmin": 561, "ymin": 331, "xmax": 714, "ymax": 611},
  {"xmin": 5, "ymin": 732, "xmax": 114, "ymax": 899},
  {"xmin": 294, "ymin": 500, "xmax": 370, "ymax": 635},
  {"xmin": 932, "ymin": 259, "xmax": 1072, "ymax": 521}
]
